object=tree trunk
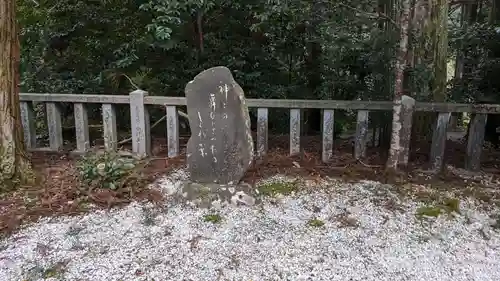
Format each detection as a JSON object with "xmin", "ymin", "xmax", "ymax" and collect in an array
[
  {"xmin": 373, "ymin": 0, "xmax": 396, "ymax": 149},
  {"xmin": 410, "ymin": 0, "xmax": 449, "ymax": 150},
  {"xmin": 302, "ymin": 1, "xmax": 325, "ymax": 137},
  {"xmin": 430, "ymin": 0, "xmax": 448, "ymax": 102},
  {"xmin": 0, "ymin": 0, "xmax": 35, "ymax": 190},
  {"xmin": 386, "ymin": 0, "xmax": 410, "ymax": 170}
]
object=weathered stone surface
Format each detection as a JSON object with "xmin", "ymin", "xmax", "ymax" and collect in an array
[
  {"xmin": 185, "ymin": 66, "xmax": 254, "ymax": 184},
  {"xmin": 172, "ymin": 181, "xmax": 260, "ymax": 209}
]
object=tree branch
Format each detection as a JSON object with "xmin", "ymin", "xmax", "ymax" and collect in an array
[
  {"xmin": 121, "ymin": 73, "xmax": 140, "ymax": 90},
  {"xmin": 27, "ymin": 0, "xmax": 39, "ymax": 6}
]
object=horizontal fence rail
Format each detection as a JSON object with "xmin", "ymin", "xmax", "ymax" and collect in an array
[
  {"xmin": 20, "ymin": 93, "xmax": 500, "ymax": 113},
  {"xmin": 18, "ymin": 92, "xmax": 500, "ymax": 172}
]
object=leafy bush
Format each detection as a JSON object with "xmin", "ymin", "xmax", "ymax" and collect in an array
[{"xmin": 76, "ymin": 151, "xmax": 142, "ymax": 190}]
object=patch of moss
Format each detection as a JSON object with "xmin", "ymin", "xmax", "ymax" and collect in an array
[
  {"xmin": 416, "ymin": 197, "xmax": 461, "ymax": 219},
  {"xmin": 42, "ymin": 265, "xmax": 63, "ymax": 279},
  {"xmin": 203, "ymin": 213, "xmax": 222, "ymax": 224},
  {"xmin": 257, "ymin": 181, "xmax": 298, "ymax": 197},
  {"xmin": 416, "ymin": 206, "xmax": 442, "ymax": 219},
  {"xmin": 307, "ymin": 218, "xmax": 325, "ymax": 228}
]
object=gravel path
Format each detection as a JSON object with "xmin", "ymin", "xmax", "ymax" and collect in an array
[{"xmin": 1, "ymin": 171, "xmax": 500, "ymax": 281}]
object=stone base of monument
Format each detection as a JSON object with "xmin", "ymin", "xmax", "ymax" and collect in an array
[{"xmin": 172, "ymin": 181, "xmax": 261, "ymax": 209}]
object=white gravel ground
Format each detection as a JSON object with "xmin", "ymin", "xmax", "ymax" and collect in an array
[{"xmin": 1, "ymin": 170, "xmax": 500, "ymax": 281}]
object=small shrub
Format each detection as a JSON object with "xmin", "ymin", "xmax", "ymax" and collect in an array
[
  {"xmin": 76, "ymin": 151, "xmax": 142, "ymax": 190},
  {"xmin": 203, "ymin": 213, "xmax": 223, "ymax": 224}
]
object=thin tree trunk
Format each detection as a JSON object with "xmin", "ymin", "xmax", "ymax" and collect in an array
[
  {"xmin": 454, "ymin": 3, "xmax": 468, "ymax": 80},
  {"xmin": 386, "ymin": 0, "xmax": 410, "ymax": 170},
  {"xmin": 374, "ymin": 0, "xmax": 396, "ymax": 149},
  {"xmin": 302, "ymin": 0, "xmax": 325, "ymax": 137},
  {"xmin": 0, "ymin": 0, "xmax": 35, "ymax": 190}
]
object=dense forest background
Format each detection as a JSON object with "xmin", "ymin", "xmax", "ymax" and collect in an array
[{"xmin": 16, "ymin": 0, "xmax": 500, "ymax": 142}]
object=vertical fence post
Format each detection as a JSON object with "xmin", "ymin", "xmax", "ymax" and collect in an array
[
  {"xmin": 20, "ymin": 101, "xmax": 36, "ymax": 149},
  {"xmin": 465, "ymin": 113, "xmax": 487, "ymax": 171},
  {"xmin": 354, "ymin": 110, "xmax": 369, "ymax": 159},
  {"xmin": 257, "ymin": 108, "xmax": 268, "ymax": 157},
  {"xmin": 289, "ymin": 109, "xmax": 301, "ymax": 156},
  {"xmin": 430, "ymin": 112, "xmax": 451, "ymax": 171},
  {"xmin": 166, "ymin": 105, "xmax": 179, "ymax": 157},
  {"xmin": 46, "ymin": 102, "xmax": 63, "ymax": 151},
  {"xmin": 130, "ymin": 90, "xmax": 151, "ymax": 158},
  {"xmin": 322, "ymin": 109, "xmax": 334, "ymax": 162},
  {"xmin": 74, "ymin": 103, "xmax": 90, "ymax": 152},
  {"xmin": 102, "ymin": 104, "xmax": 118, "ymax": 151}
]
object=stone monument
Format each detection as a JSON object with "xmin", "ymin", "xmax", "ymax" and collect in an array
[
  {"xmin": 185, "ymin": 66, "xmax": 254, "ymax": 184},
  {"xmin": 176, "ymin": 66, "xmax": 258, "ymax": 208}
]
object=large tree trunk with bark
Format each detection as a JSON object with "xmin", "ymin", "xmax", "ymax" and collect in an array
[
  {"xmin": 0, "ymin": 0, "xmax": 35, "ymax": 190},
  {"xmin": 386, "ymin": 0, "xmax": 410, "ymax": 171}
]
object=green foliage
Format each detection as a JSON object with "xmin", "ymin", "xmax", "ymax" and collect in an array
[
  {"xmin": 17, "ymin": 0, "xmax": 401, "ymax": 133},
  {"xmin": 76, "ymin": 152, "xmax": 139, "ymax": 190},
  {"xmin": 448, "ymin": 23, "xmax": 500, "ymax": 103},
  {"xmin": 18, "ymin": 0, "xmax": 500, "ymax": 134}
]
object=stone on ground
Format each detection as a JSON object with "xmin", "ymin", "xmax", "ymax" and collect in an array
[{"xmin": 173, "ymin": 181, "xmax": 260, "ymax": 208}]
